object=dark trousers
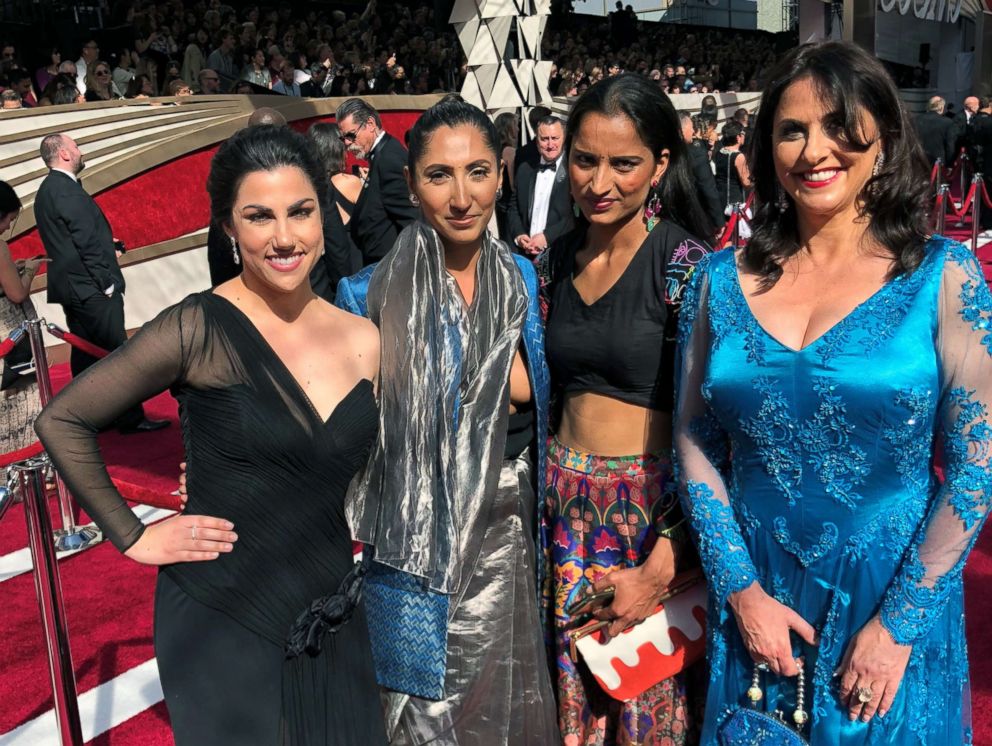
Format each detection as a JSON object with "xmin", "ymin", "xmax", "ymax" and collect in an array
[{"xmin": 62, "ymin": 290, "xmax": 144, "ymax": 428}]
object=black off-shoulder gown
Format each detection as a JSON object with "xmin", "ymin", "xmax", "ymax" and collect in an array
[{"xmin": 34, "ymin": 292, "xmax": 387, "ymax": 745}]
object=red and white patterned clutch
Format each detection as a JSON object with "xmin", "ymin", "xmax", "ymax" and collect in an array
[{"xmin": 567, "ymin": 571, "xmax": 708, "ymax": 702}]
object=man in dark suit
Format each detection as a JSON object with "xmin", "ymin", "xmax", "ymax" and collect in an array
[
  {"xmin": 679, "ymin": 111, "xmax": 723, "ymax": 230},
  {"xmin": 914, "ymin": 96, "xmax": 955, "ymax": 168},
  {"xmin": 970, "ymin": 98, "xmax": 992, "ymax": 234},
  {"xmin": 507, "ymin": 115, "xmax": 573, "ymax": 255},
  {"xmin": 335, "ymin": 98, "xmax": 419, "ymax": 264},
  {"xmin": 34, "ymin": 134, "xmax": 167, "ymax": 432},
  {"xmin": 513, "ymin": 105, "xmax": 552, "ymax": 179}
]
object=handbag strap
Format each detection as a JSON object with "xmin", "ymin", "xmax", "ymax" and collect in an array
[{"xmin": 746, "ymin": 660, "xmax": 809, "ymax": 732}]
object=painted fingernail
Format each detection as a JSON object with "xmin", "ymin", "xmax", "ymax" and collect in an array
[
  {"xmin": 878, "ymin": 710, "xmax": 886, "ymax": 718},
  {"xmin": 230, "ymin": 533, "xmax": 238, "ymax": 541},
  {"xmin": 862, "ymin": 714, "xmax": 871, "ymax": 722},
  {"xmin": 224, "ymin": 521, "xmax": 234, "ymax": 529},
  {"xmin": 210, "ymin": 552, "xmax": 219, "ymax": 558},
  {"xmin": 223, "ymin": 543, "xmax": 233, "ymax": 551}
]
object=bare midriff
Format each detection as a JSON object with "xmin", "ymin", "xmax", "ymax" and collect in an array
[{"xmin": 556, "ymin": 390, "xmax": 671, "ymax": 457}]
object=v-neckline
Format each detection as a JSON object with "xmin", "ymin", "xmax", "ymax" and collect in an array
[
  {"xmin": 210, "ymin": 293, "xmax": 372, "ymax": 425},
  {"xmin": 569, "ymin": 234, "xmax": 650, "ymax": 308},
  {"xmin": 729, "ymin": 256, "xmax": 898, "ymax": 354}
]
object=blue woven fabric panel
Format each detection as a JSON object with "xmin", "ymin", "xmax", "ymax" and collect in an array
[
  {"xmin": 364, "ymin": 561, "xmax": 449, "ymax": 700},
  {"xmin": 720, "ymin": 710, "xmax": 808, "ymax": 745}
]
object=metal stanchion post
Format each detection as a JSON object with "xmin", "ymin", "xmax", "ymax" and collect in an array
[
  {"xmin": 972, "ymin": 173, "xmax": 983, "ymax": 253},
  {"xmin": 957, "ymin": 155, "xmax": 969, "ymax": 227},
  {"xmin": 936, "ymin": 183, "xmax": 949, "ymax": 236},
  {"xmin": 24, "ymin": 319, "xmax": 100, "ymax": 551},
  {"xmin": 11, "ymin": 457, "xmax": 84, "ymax": 746},
  {"xmin": 731, "ymin": 202, "xmax": 742, "ymax": 247}
]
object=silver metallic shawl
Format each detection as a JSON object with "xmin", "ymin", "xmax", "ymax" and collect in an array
[{"xmin": 347, "ymin": 221, "xmax": 527, "ymax": 594}]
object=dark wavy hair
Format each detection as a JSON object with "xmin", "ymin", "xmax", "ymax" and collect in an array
[
  {"xmin": 744, "ymin": 41, "xmax": 930, "ymax": 285},
  {"xmin": 565, "ymin": 73, "xmax": 714, "ymax": 239},
  {"xmin": 207, "ymin": 125, "xmax": 328, "ymax": 227},
  {"xmin": 407, "ymin": 98, "xmax": 500, "ymax": 172}
]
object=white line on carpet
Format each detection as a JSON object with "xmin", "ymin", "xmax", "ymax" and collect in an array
[
  {"xmin": 0, "ymin": 658, "xmax": 163, "ymax": 744},
  {"xmin": 0, "ymin": 505, "xmax": 176, "ymax": 584}
]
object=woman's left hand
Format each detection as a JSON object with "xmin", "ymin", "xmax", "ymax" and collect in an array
[
  {"xmin": 836, "ymin": 615, "xmax": 912, "ymax": 722},
  {"xmin": 592, "ymin": 542, "xmax": 676, "ymax": 638}
]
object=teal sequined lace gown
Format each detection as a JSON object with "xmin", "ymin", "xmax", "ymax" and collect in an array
[{"xmin": 675, "ymin": 238, "xmax": 992, "ymax": 744}]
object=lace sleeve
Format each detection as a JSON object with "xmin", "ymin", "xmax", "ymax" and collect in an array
[
  {"xmin": 34, "ymin": 299, "xmax": 198, "ymax": 553},
  {"xmin": 674, "ymin": 259, "xmax": 758, "ymax": 612},
  {"xmin": 879, "ymin": 245, "xmax": 992, "ymax": 644}
]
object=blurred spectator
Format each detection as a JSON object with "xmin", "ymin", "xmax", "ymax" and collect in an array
[
  {"xmin": 168, "ymin": 79, "xmax": 193, "ymax": 96},
  {"xmin": 241, "ymin": 48, "xmax": 271, "ymax": 88},
  {"xmin": 52, "ymin": 85, "xmax": 83, "ymax": 106},
  {"xmin": 35, "ymin": 48, "xmax": 62, "ymax": 94},
  {"xmin": 206, "ymin": 30, "xmax": 237, "ymax": 80},
  {"xmin": 84, "ymin": 60, "xmax": 117, "ymax": 102},
  {"xmin": 198, "ymin": 68, "xmax": 221, "ymax": 95},
  {"xmin": 182, "ymin": 29, "xmax": 209, "ymax": 88},
  {"xmin": 232, "ymin": 80, "xmax": 254, "ymax": 94},
  {"xmin": 1, "ymin": 90, "xmax": 21, "ymax": 110},
  {"xmin": 75, "ymin": 39, "xmax": 100, "ymax": 94},
  {"xmin": 125, "ymin": 74, "xmax": 154, "ymax": 99},
  {"xmin": 7, "ymin": 69, "xmax": 36, "ymax": 107},
  {"xmin": 300, "ymin": 64, "xmax": 328, "ymax": 97},
  {"xmin": 494, "ymin": 111, "xmax": 519, "ymax": 240},
  {"xmin": 57, "ymin": 60, "xmax": 77, "ymax": 78},
  {"xmin": 273, "ymin": 62, "xmax": 301, "ymax": 96},
  {"xmin": 37, "ymin": 73, "xmax": 77, "ymax": 107},
  {"xmin": 308, "ymin": 122, "xmax": 363, "ymax": 226}
]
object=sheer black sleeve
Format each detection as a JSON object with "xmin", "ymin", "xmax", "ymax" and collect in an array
[{"xmin": 34, "ymin": 296, "xmax": 205, "ymax": 552}]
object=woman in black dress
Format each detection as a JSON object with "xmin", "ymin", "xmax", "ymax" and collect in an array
[{"xmin": 35, "ymin": 126, "xmax": 387, "ymax": 746}]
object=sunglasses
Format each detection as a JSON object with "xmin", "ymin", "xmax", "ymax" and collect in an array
[{"xmin": 339, "ymin": 121, "xmax": 367, "ymax": 143}]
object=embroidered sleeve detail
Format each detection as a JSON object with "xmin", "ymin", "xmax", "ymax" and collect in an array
[
  {"xmin": 880, "ymin": 246, "xmax": 992, "ymax": 644},
  {"xmin": 685, "ymin": 480, "xmax": 758, "ymax": 606}
]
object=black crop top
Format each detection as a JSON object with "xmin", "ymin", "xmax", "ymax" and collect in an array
[{"xmin": 544, "ymin": 222, "xmax": 709, "ymax": 411}]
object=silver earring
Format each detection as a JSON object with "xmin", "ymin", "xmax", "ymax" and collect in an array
[
  {"xmin": 872, "ymin": 151, "xmax": 885, "ymax": 178},
  {"xmin": 408, "ymin": 194, "xmax": 420, "ymax": 206},
  {"xmin": 495, "ymin": 187, "xmax": 502, "ymax": 200},
  {"xmin": 775, "ymin": 186, "xmax": 789, "ymax": 212},
  {"xmin": 230, "ymin": 236, "xmax": 240, "ymax": 265}
]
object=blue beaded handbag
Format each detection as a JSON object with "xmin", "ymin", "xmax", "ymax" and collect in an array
[
  {"xmin": 720, "ymin": 661, "xmax": 810, "ymax": 746},
  {"xmin": 363, "ymin": 561, "xmax": 449, "ymax": 700}
]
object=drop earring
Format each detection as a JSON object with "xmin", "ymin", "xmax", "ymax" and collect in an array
[
  {"xmin": 408, "ymin": 194, "xmax": 420, "ymax": 207},
  {"xmin": 230, "ymin": 235, "xmax": 240, "ymax": 265},
  {"xmin": 644, "ymin": 184, "xmax": 662, "ymax": 232},
  {"xmin": 495, "ymin": 187, "xmax": 502, "ymax": 200},
  {"xmin": 872, "ymin": 151, "xmax": 885, "ymax": 178},
  {"xmin": 573, "ymin": 202, "xmax": 581, "ymax": 218}
]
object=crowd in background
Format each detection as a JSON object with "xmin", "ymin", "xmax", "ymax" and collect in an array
[{"xmin": 0, "ymin": 0, "xmax": 785, "ymax": 110}]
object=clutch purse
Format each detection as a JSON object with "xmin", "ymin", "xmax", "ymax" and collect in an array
[
  {"xmin": 362, "ymin": 561, "xmax": 449, "ymax": 701},
  {"xmin": 719, "ymin": 661, "xmax": 810, "ymax": 745},
  {"xmin": 566, "ymin": 568, "xmax": 707, "ymax": 702}
]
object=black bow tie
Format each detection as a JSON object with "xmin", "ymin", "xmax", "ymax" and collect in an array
[{"xmin": 538, "ymin": 160, "xmax": 557, "ymax": 172}]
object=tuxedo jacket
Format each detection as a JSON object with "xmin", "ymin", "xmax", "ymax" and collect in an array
[
  {"xmin": 350, "ymin": 132, "xmax": 419, "ymax": 265},
  {"xmin": 34, "ymin": 170, "xmax": 125, "ymax": 305},
  {"xmin": 914, "ymin": 111, "xmax": 955, "ymax": 166},
  {"xmin": 506, "ymin": 156, "xmax": 573, "ymax": 243},
  {"xmin": 687, "ymin": 142, "xmax": 724, "ymax": 229}
]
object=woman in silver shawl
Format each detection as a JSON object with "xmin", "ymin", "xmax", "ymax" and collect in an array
[{"xmin": 335, "ymin": 100, "xmax": 560, "ymax": 744}]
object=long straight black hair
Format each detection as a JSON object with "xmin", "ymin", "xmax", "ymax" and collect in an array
[
  {"xmin": 565, "ymin": 73, "xmax": 715, "ymax": 241},
  {"xmin": 744, "ymin": 41, "xmax": 930, "ymax": 285}
]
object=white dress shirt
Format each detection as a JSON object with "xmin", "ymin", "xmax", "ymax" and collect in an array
[
  {"xmin": 76, "ymin": 57, "xmax": 88, "ymax": 95},
  {"xmin": 529, "ymin": 157, "xmax": 560, "ymax": 237}
]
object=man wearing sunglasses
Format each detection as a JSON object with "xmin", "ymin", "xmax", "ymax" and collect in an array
[{"xmin": 335, "ymin": 98, "xmax": 419, "ymax": 264}]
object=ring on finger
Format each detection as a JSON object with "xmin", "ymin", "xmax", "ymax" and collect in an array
[
  {"xmin": 191, "ymin": 525, "xmax": 197, "ymax": 541},
  {"xmin": 856, "ymin": 685, "xmax": 873, "ymax": 704}
]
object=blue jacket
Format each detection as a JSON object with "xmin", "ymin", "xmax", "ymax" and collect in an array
[{"xmin": 335, "ymin": 253, "xmax": 550, "ymax": 574}]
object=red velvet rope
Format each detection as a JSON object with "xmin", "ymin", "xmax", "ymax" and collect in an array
[
  {"xmin": 45, "ymin": 324, "xmax": 110, "ymax": 359},
  {"xmin": 0, "ymin": 440, "xmax": 44, "ymax": 469},
  {"xmin": 715, "ymin": 211, "xmax": 739, "ymax": 250}
]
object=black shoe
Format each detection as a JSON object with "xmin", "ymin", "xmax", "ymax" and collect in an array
[{"xmin": 118, "ymin": 418, "xmax": 171, "ymax": 434}]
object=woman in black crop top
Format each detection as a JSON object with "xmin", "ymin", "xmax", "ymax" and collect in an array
[{"xmin": 539, "ymin": 74, "xmax": 712, "ymax": 745}]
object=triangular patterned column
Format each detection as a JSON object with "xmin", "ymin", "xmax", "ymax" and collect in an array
[{"xmin": 451, "ymin": 0, "xmax": 551, "ymax": 115}]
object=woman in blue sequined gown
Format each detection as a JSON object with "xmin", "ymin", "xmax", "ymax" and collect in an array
[{"xmin": 675, "ymin": 42, "xmax": 992, "ymax": 744}]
